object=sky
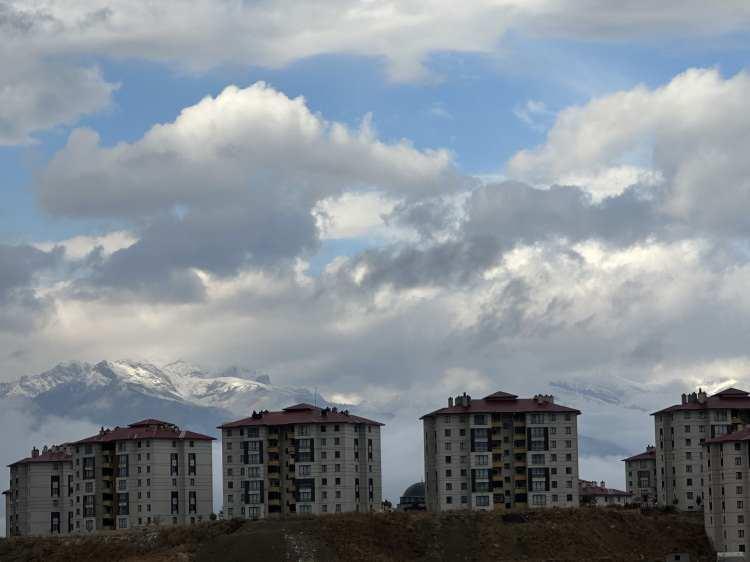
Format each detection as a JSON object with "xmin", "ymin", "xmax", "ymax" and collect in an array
[{"xmin": 3, "ymin": 0, "xmax": 750, "ymax": 502}]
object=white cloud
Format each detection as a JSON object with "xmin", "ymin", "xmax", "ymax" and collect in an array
[
  {"xmin": 513, "ymin": 99, "xmax": 553, "ymax": 130},
  {"xmin": 39, "ymin": 83, "xmax": 457, "ymax": 219},
  {"xmin": 0, "ymin": 56, "xmax": 116, "ymax": 145},
  {"xmin": 315, "ymin": 192, "xmax": 416, "ymax": 241},
  {"xmin": 4, "ymin": 1, "xmax": 750, "ymax": 84},
  {"xmin": 507, "ymin": 68, "xmax": 750, "ymax": 223},
  {"xmin": 34, "ymin": 231, "xmax": 136, "ymax": 260},
  {"xmin": 2, "ymin": 1, "xmax": 749, "ymax": 143}
]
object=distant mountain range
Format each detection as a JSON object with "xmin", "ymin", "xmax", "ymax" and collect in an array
[{"xmin": 0, "ymin": 359, "xmax": 343, "ymax": 435}]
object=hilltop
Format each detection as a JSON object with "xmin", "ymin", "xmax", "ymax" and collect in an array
[{"xmin": 0, "ymin": 508, "xmax": 714, "ymax": 561}]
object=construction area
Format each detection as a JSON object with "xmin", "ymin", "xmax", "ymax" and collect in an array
[{"xmin": 0, "ymin": 508, "xmax": 715, "ymax": 561}]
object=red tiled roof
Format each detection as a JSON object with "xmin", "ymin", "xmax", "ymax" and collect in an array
[
  {"xmin": 218, "ymin": 404, "xmax": 384, "ymax": 428},
  {"xmin": 622, "ymin": 449, "xmax": 656, "ymax": 462},
  {"xmin": 652, "ymin": 387, "xmax": 750, "ymax": 415},
  {"xmin": 73, "ymin": 422, "xmax": 215, "ymax": 444},
  {"xmin": 128, "ymin": 419, "xmax": 174, "ymax": 427},
  {"xmin": 484, "ymin": 391, "xmax": 519, "ymax": 401},
  {"xmin": 421, "ymin": 392, "xmax": 580, "ymax": 419},
  {"xmin": 8, "ymin": 449, "xmax": 72, "ymax": 467},
  {"xmin": 705, "ymin": 427, "xmax": 750, "ymax": 444}
]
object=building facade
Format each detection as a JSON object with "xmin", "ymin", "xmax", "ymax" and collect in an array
[
  {"xmin": 69, "ymin": 419, "xmax": 214, "ymax": 533},
  {"xmin": 579, "ymin": 479, "xmax": 631, "ymax": 506},
  {"xmin": 703, "ymin": 427, "xmax": 750, "ymax": 555},
  {"xmin": 3, "ymin": 489, "xmax": 9, "ymax": 537},
  {"xmin": 653, "ymin": 388, "xmax": 750, "ymax": 511},
  {"xmin": 218, "ymin": 403, "xmax": 383, "ymax": 519},
  {"xmin": 5, "ymin": 445, "xmax": 73, "ymax": 536},
  {"xmin": 623, "ymin": 446, "xmax": 657, "ymax": 505},
  {"xmin": 422, "ymin": 391, "xmax": 581, "ymax": 512}
]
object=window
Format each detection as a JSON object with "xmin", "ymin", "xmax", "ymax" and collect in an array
[
  {"xmin": 473, "ymin": 415, "xmax": 486, "ymax": 425},
  {"xmin": 532, "ymin": 494, "xmax": 547, "ymax": 506},
  {"xmin": 475, "ymin": 455, "xmax": 488, "ymax": 466},
  {"xmin": 531, "ymin": 454, "xmax": 544, "ymax": 465},
  {"xmin": 445, "ymin": 456, "xmax": 452, "ymax": 464},
  {"xmin": 475, "ymin": 496, "xmax": 489, "ymax": 506},
  {"xmin": 445, "ymin": 429, "xmax": 451, "ymax": 437},
  {"xmin": 299, "ymin": 465, "xmax": 311, "ymax": 476}
]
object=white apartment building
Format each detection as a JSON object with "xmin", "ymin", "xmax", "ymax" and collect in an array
[
  {"xmin": 218, "ymin": 403, "xmax": 383, "ymax": 519},
  {"xmin": 623, "ymin": 446, "xmax": 657, "ymax": 506},
  {"xmin": 70, "ymin": 419, "xmax": 214, "ymax": 533},
  {"xmin": 653, "ymin": 388, "xmax": 750, "ymax": 511},
  {"xmin": 422, "ymin": 391, "xmax": 581, "ymax": 512},
  {"xmin": 5, "ymin": 445, "xmax": 73, "ymax": 536},
  {"xmin": 704, "ymin": 427, "xmax": 750, "ymax": 555}
]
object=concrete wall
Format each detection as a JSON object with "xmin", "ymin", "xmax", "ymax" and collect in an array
[
  {"xmin": 424, "ymin": 409, "xmax": 580, "ymax": 512},
  {"xmin": 656, "ymin": 408, "xmax": 729, "ymax": 510},
  {"xmin": 625, "ymin": 457, "xmax": 657, "ymax": 505},
  {"xmin": 221, "ymin": 421, "xmax": 382, "ymax": 519},
  {"xmin": 7, "ymin": 459, "xmax": 73, "ymax": 536},
  {"xmin": 72, "ymin": 438, "xmax": 213, "ymax": 534},
  {"xmin": 704, "ymin": 440, "xmax": 750, "ymax": 555}
]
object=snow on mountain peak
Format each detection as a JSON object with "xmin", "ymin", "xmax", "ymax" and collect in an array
[{"xmin": 0, "ymin": 359, "xmax": 334, "ymax": 419}]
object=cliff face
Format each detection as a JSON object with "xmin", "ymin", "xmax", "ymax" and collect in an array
[{"xmin": 0, "ymin": 508, "xmax": 714, "ymax": 562}]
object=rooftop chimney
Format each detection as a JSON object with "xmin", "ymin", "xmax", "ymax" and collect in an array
[
  {"xmin": 448, "ymin": 396, "xmax": 454, "ymax": 407},
  {"xmin": 600, "ymin": 480, "xmax": 606, "ymax": 489},
  {"xmin": 681, "ymin": 393, "xmax": 687, "ymax": 405},
  {"xmin": 697, "ymin": 388, "xmax": 708, "ymax": 404},
  {"xmin": 31, "ymin": 447, "xmax": 39, "ymax": 458}
]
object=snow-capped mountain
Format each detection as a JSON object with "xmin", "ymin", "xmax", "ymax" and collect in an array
[{"xmin": 0, "ymin": 359, "xmax": 332, "ymax": 435}]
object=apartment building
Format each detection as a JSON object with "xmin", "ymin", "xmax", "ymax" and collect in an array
[
  {"xmin": 623, "ymin": 446, "xmax": 657, "ymax": 505},
  {"xmin": 218, "ymin": 403, "xmax": 383, "ymax": 519},
  {"xmin": 5, "ymin": 445, "xmax": 73, "ymax": 536},
  {"xmin": 579, "ymin": 479, "xmax": 631, "ymax": 506},
  {"xmin": 70, "ymin": 419, "xmax": 214, "ymax": 533},
  {"xmin": 653, "ymin": 388, "xmax": 750, "ymax": 511},
  {"xmin": 422, "ymin": 391, "xmax": 581, "ymax": 512},
  {"xmin": 3, "ymin": 489, "xmax": 9, "ymax": 536},
  {"xmin": 703, "ymin": 427, "xmax": 750, "ymax": 555}
]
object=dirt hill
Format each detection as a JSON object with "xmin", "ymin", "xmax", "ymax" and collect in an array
[{"xmin": 0, "ymin": 508, "xmax": 714, "ymax": 562}]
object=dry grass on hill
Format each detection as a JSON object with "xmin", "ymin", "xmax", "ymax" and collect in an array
[{"xmin": 0, "ymin": 508, "xmax": 714, "ymax": 562}]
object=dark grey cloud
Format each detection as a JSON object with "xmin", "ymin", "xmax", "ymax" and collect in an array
[
  {"xmin": 75, "ymin": 203, "xmax": 319, "ymax": 302},
  {"xmin": 344, "ymin": 181, "xmax": 664, "ymax": 291},
  {"xmin": 0, "ymin": 243, "xmax": 61, "ymax": 330}
]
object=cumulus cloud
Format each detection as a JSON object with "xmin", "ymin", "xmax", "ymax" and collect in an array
[
  {"xmin": 4, "ymin": 1, "xmax": 749, "ymax": 83},
  {"xmin": 507, "ymin": 68, "xmax": 750, "ymax": 230},
  {"xmin": 0, "ymin": 56, "xmax": 116, "ymax": 145},
  {"xmin": 36, "ymin": 83, "xmax": 459, "ymax": 300},
  {"xmin": 1, "ymin": 1, "xmax": 749, "ymax": 143}
]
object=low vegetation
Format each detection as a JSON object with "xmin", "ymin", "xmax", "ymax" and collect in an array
[{"xmin": 0, "ymin": 508, "xmax": 714, "ymax": 561}]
